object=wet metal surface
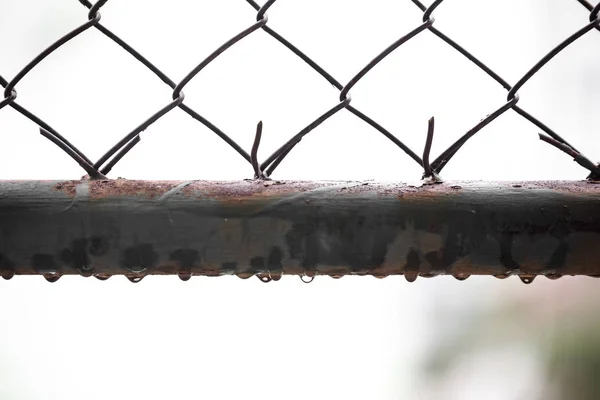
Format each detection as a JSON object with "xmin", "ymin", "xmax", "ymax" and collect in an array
[{"xmin": 0, "ymin": 179, "xmax": 599, "ymax": 282}]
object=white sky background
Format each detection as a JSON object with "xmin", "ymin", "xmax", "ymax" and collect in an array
[{"xmin": 0, "ymin": 0, "xmax": 598, "ymax": 399}]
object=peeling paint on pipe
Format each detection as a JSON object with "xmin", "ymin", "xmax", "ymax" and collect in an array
[{"xmin": 0, "ymin": 179, "xmax": 599, "ymax": 281}]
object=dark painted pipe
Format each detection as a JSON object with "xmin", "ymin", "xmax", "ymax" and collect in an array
[{"xmin": 0, "ymin": 179, "xmax": 599, "ymax": 282}]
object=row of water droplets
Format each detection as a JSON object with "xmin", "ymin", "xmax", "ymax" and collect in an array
[{"xmin": 0, "ymin": 270, "xmax": 576, "ymax": 284}]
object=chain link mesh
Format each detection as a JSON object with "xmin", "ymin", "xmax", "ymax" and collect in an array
[{"xmin": 1, "ymin": 0, "xmax": 600, "ymax": 181}]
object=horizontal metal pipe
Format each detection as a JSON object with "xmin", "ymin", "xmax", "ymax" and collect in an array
[{"xmin": 0, "ymin": 179, "xmax": 599, "ymax": 282}]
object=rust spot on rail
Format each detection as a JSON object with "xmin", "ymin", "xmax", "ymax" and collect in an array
[
  {"xmin": 180, "ymin": 180, "xmax": 341, "ymax": 199},
  {"xmin": 50, "ymin": 179, "xmax": 599, "ymax": 202},
  {"xmin": 54, "ymin": 178, "xmax": 177, "ymax": 199}
]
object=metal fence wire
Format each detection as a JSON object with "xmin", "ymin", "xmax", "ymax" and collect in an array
[{"xmin": 1, "ymin": 0, "xmax": 600, "ymax": 182}]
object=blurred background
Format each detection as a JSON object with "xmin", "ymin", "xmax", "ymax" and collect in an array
[{"xmin": 0, "ymin": 0, "xmax": 599, "ymax": 399}]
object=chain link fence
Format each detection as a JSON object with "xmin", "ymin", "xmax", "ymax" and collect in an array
[
  {"xmin": 1, "ymin": 1, "xmax": 600, "ymax": 283},
  {"xmin": 1, "ymin": 0, "xmax": 599, "ymax": 182}
]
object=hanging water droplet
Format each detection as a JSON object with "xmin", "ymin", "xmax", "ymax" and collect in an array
[
  {"xmin": 128, "ymin": 276, "xmax": 144, "ymax": 283},
  {"xmin": 519, "ymin": 275, "xmax": 535, "ymax": 284},
  {"xmin": 330, "ymin": 274, "xmax": 343, "ymax": 279},
  {"xmin": 44, "ymin": 273, "xmax": 61, "ymax": 283},
  {"xmin": 404, "ymin": 272, "xmax": 418, "ymax": 283},
  {"xmin": 257, "ymin": 274, "xmax": 271, "ymax": 283},
  {"xmin": 1, "ymin": 270, "xmax": 14, "ymax": 280},
  {"xmin": 494, "ymin": 274, "xmax": 510, "ymax": 279},
  {"xmin": 236, "ymin": 272, "xmax": 253, "ymax": 279},
  {"xmin": 453, "ymin": 274, "xmax": 470, "ymax": 281},
  {"xmin": 300, "ymin": 275, "xmax": 315, "ymax": 283},
  {"xmin": 178, "ymin": 270, "xmax": 192, "ymax": 281},
  {"xmin": 269, "ymin": 270, "xmax": 282, "ymax": 281},
  {"xmin": 545, "ymin": 270, "xmax": 562, "ymax": 280},
  {"xmin": 79, "ymin": 267, "xmax": 93, "ymax": 278},
  {"xmin": 94, "ymin": 274, "xmax": 111, "ymax": 281},
  {"xmin": 305, "ymin": 270, "xmax": 317, "ymax": 277},
  {"xmin": 372, "ymin": 273, "xmax": 388, "ymax": 279}
]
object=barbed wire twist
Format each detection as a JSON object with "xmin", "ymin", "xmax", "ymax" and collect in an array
[{"xmin": 0, "ymin": 0, "xmax": 599, "ymax": 182}]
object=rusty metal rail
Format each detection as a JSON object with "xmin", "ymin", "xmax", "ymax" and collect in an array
[{"xmin": 0, "ymin": 179, "xmax": 598, "ymax": 283}]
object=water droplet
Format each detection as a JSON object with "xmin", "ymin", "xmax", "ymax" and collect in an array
[
  {"xmin": 453, "ymin": 274, "xmax": 470, "ymax": 281},
  {"xmin": 300, "ymin": 275, "xmax": 315, "ymax": 283},
  {"xmin": 544, "ymin": 270, "xmax": 562, "ymax": 280},
  {"xmin": 1, "ymin": 270, "xmax": 14, "ymax": 280},
  {"xmin": 372, "ymin": 273, "xmax": 388, "ymax": 279},
  {"xmin": 404, "ymin": 272, "xmax": 418, "ymax": 283},
  {"xmin": 236, "ymin": 272, "xmax": 253, "ymax": 279},
  {"xmin": 519, "ymin": 275, "xmax": 535, "ymax": 284},
  {"xmin": 79, "ymin": 268, "xmax": 93, "ymax": 278},
  {"xmin": 44, "ymin": 273, "xmax": 61, "ymax": 283},
  {"xmin": 304, "ymin": 270, "xmax": 317, "ymax": 278},
  {"xmin": 330, "ymin": 274, "xmax": 343, "ymax": 279},
  {"xmin": 178, "ymin": 270, "xmax": 192, "ymax": 281},
  {"xmin": 94, "ymin": 275, "xmax": 111, "ymax": 281},
  {"xmin": 494, "ymin": 274, "xmax": 510, "ymax": 279},
  {"xmin": 269, "ymin": 270, "xmax": 282, "ymax": 281},
  {"xmin": 257, "ymin": 274, "xmax": 271, "ymax": 283},
  {"xmin": 128, "ymin": 276, "xmax": 144, "ymax": 283}
]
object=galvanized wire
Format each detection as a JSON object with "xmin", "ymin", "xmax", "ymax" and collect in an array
[{"xmin": 1, "ymin": 0, "xmax": 599, "ymax": 180}]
